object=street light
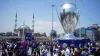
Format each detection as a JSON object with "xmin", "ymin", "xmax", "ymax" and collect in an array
[
  {"xmin": 51, "ymin": 5, "xmax": 55, "ymax": 44},
  {"xmin": 51, "ymin": 5, "xmax": 55, "ymax": 31}
]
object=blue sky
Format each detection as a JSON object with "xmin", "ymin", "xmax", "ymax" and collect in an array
[{"xmin": 0, "ymin": 0, "xmax": 100, "ymax": 35}]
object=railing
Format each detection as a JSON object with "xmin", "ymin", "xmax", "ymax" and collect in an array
[{"xmin": 0, "ymin": 36, "xmax": 20, "ymax": 39}]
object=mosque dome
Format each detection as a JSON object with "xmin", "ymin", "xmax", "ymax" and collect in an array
[
  {"xmin": 17, "ymin": 24, "xmax": 31, "ymax": 38},
  {"xmin": 18, "ymin": 25, "xmax": 30, "ymax": 30}
]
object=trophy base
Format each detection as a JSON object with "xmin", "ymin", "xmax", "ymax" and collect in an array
[
  {"xmin": 58, "ymin": 33, "xmax": 78, "ymax": 40},
  {"xmin": 55, "ymin": 33, "xmax": 90, "ymax": 47},
  {"xmin": 64, "ymin": 33, "xmax": 76, "ymax": 39}
]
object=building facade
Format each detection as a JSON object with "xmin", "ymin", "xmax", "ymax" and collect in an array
[{"xmin": 74, "ymin": 24, "xmax": 100, "ymax": 41}]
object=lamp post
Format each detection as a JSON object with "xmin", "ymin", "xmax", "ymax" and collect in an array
[
  {"xmin": 51, "ymin": 5, "xmax": 55, "ymax": 44},
  {"xmin": 52, "ymin": 5, "xmax": 55, "ymax": 32},
  {"xmin": 32, "ymin": 14, "xmax": 34, "ymax": 40}
]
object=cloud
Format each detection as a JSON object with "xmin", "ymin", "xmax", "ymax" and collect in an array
[
  {"xmin": 18, "ymin": 19, "xmax": 64, "ymax": 36},
  {"xmin": 34, "ymin": 20, "xmax": 64, "ymax": 36},
  {"xmin": 0, "ymin": 19, "xmax": 64, "ymax": 36}
]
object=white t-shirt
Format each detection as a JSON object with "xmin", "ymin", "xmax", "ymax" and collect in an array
[
  {"xmin": 61, "ymin": 50, "xmax": 65, "ymax": 55},
  {"xmin": 96, "ymin": 43, "xmax": 98, "ymax": 46},
  {"xmin": 41, "ymin": 49, "xmax": 48, "ymax": 55},
  {"xmin": 28, "ymin": 47, "xmax": 32, "ymax": 55},
  {"xmin": 65, "ymin": 48, "xmax": 70, "ymax": 56},
  {"xmin": 54, "ymin": 54, "xmax": 57, "ymax": 56}
]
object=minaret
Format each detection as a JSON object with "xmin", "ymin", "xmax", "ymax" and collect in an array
[
  {"xmin": 14, "ymin": 12, "xmax": 17, "ymax": 33},
  {"xmin": 32, "ymin": 14, "xmax": 34, "ymax": 34}
]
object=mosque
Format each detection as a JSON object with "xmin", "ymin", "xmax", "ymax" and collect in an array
[
  {"xmin": 14, "ymin": 23, "xmax": 32, "ymax": 40},
  {"xmin": 0, "ymin": 13, "xmax": 49, "ymax": 41}
]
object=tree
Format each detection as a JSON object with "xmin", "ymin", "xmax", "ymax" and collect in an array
[{"xmin": 50, "ymin": 30, "xmax": 57, "ymax": 38}]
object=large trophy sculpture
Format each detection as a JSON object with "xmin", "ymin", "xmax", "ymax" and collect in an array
[{"xmin": 60, "ymin": 3, "xmax": 78, "ymax": 39}]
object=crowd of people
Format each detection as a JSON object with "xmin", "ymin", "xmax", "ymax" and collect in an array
[
  {"xmin": 1, "ymin": 40, "xmax": 100, "ymax": 56},
  {"xmin": 1, "ymin": 40, "xmax": 51, "ymax": 56},
  {"xmin": 50, "ymin": 42, "xmax": 100, "ymax": 56}
]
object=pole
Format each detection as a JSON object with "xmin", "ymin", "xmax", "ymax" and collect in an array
[
  {"xmin": 55, "ymin": 6, "xmax": 60, "ymax": 21},
  {"xmin": 51, "ymin": 5, "xmax": 55, "ymax": 44},
  {"xmin": 33, "ymin": 14, "xmax": 34, "ymax": 40},
  {"xmin": 52, "ymin": 5, "xmax": 55, "ymax": 32},
  {"xmin": 15, "ymin": 12, "xmax": 17, "ymax": 33}
]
